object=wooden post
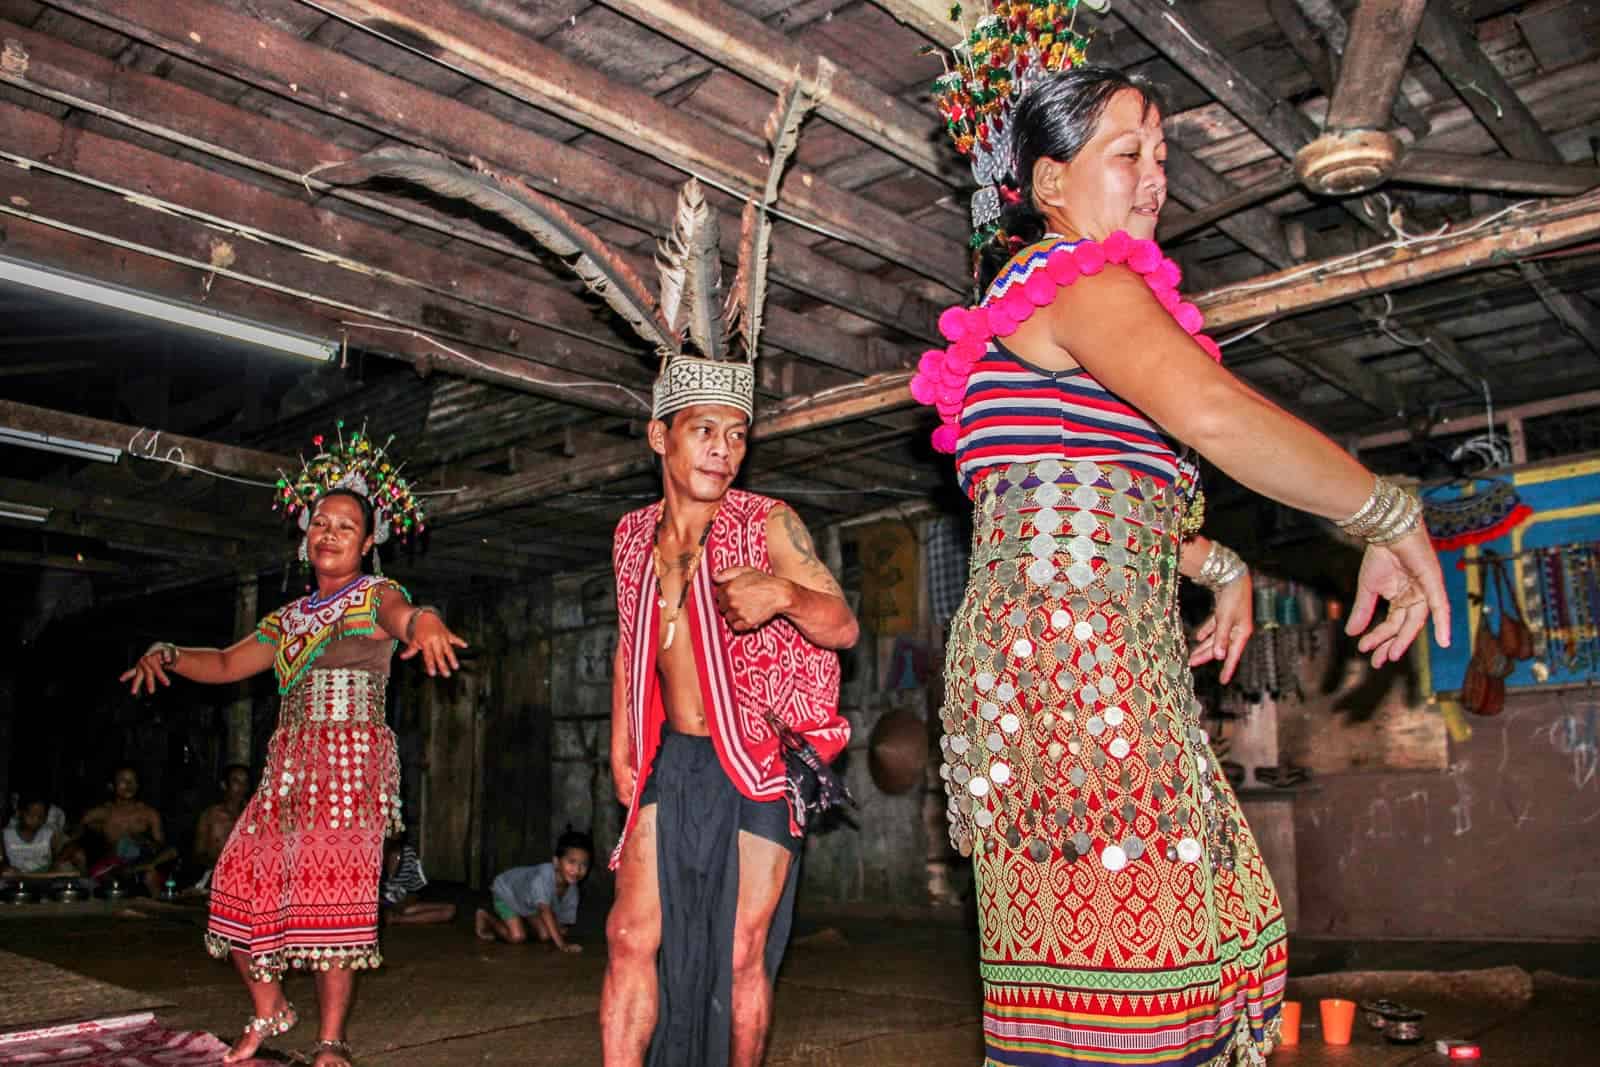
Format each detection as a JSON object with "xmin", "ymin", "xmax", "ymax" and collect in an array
[
  {"xmin": 226, "ymin": 572, "xmax": 258, "ymax": 767},
  {"xmin": 1507, "ymin": 416, "xmax": 1528, "ymax": 466}
]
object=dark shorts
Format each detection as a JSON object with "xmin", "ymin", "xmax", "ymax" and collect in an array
[{"xmin": 638, "ymin": 729, "xmax": 799, "ymax": 855}]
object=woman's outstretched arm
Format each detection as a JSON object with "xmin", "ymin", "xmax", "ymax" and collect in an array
[
  {"xmin": 119, "ymin": 633, "xmax": 276, "ymax": 695},
  {"xmin": 1047, "ymin": 266, "xmax": 1449, "ymax": 663}
]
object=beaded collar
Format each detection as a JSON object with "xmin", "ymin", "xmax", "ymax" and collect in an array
[{"xmin": 910, "ymin": 231, "xmax": 1222, "ymax": 453}]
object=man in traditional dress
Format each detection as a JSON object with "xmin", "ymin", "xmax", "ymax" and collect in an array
[{"xmin": 600, "ymin": 355, "xmax": 859, "ymax": 1067}]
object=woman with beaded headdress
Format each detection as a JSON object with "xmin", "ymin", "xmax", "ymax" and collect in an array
[
  {"xmin": 119, "ymin": 425, "xmax": 466, "ymax": 1067},
  {"xmin": 915, "ymin": 14, "xmax": 1450, "ymax": 1066}
]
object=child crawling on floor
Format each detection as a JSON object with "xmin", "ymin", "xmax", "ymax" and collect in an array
[{"xmin": 474, "ymin": 827, "xmax": 592, "ymax": 954}]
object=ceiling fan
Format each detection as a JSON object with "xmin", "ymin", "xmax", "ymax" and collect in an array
[{"xmin": 1292, "ymin": 0, "xmax": 1600, "ymax": 197}]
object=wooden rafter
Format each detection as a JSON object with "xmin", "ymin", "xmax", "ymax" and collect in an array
[
  {"xmin": 15, "ymin": 8, "xmax": 942, "ymax": 341},
  {"xmin": 597, "ymin": 0, "xmax": 953, "ymax": 182},
  {"xmin": 0, "ymin": 29, "xmax": 880, "ymax": 381},
  {"xmin": 1519, "ymin": 263, "xmax": 1600, "ymax": 356},
  {"xmin": 1414, "ymin": 1, "xmax": 1565, "ymax": 165},
  {"xmin": 288, "ymin": 0, "xmax": 967, "ymax": 288}
]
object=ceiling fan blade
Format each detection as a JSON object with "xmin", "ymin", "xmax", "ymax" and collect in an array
[
  {"xmin": 1393, "ymin": 150, "xmax": 1600, "ymax": 195},
  {"xmin": 1324, "ymin": 0, "xmax": 1428, "ymax": 133}
]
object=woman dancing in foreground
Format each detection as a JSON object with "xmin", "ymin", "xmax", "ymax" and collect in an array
[{"xmin": 915, "ymin": 67, "xmax": 1449, "ymax": 1066}]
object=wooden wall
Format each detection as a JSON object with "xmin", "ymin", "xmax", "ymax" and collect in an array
[{"xmin": 1293, "ymin": 687, "xmax": 1600, "ymax": 940}]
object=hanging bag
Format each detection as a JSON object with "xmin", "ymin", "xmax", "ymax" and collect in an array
[
  {"xmin": 1462, "ymin": 591, "xmax": 1507, "ymax": 715},
  {"xmin": 1491, "ymin": 556, "xmax": 1534, "ymax": 662}
]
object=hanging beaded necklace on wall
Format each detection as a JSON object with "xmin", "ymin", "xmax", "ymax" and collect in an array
[{"xmin": 652, "ymin": 504, "xmax": 719, "ymax": 651}]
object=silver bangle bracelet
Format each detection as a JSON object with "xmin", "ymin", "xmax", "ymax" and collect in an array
[
  {"xmin": 1336, "ymin": 476, "xmax": 1423, "ymax": 546},
  {"xmin": 1195, "ymin": 542, "xmax": 1247, "ymax": 592}
]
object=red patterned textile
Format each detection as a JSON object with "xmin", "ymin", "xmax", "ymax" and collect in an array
[
  {"xmin": 609, "ymin": 489, "xmax": 848, "ymax": 869},
  {"xmin": 205, "ymin": 578, "xmax": 405, "ymax": 980},
  {"xmin": 0, "ymin": 1013, "xmax": 232, "ymax": 1066}
]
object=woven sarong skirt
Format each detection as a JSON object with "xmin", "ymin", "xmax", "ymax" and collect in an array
[
  {"xmin": 940, "ymin": 459, "xmax": 1287, "ymax": 1066},
  {"xmin": 205, "ymin": 669, "xmax": 403, "ymax": 981}
]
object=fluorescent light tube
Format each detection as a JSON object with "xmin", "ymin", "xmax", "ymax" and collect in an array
[
  {"xmin": 0, "ymin": 255, "xmax": 337, "ymax": 361},
  {"xmin": 0, "ymin": 501, "xmax": 51, "ymax": 523},
  {"xmin": 0, "ymin": 427, "xmax": 122, "ymax": 463}
]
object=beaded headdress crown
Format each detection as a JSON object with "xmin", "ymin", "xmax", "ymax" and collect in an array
[
  {"xmin": 931, "ymin": 0, "xmax": 1100, "ymax": 240},
  {"xmin": 275, "ymin": 421, "xmax": 424, "ymax": 546},
  {"xmin": 318, "ymin": 69, "xmax": 830, "ymax": 428}
]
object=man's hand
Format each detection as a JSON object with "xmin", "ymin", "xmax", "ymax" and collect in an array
[{"xmin": 712, "ymin": 567, "xmax": 793, "ymax": 632}]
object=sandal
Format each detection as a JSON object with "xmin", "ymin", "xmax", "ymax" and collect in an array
[
  {"xmin": 244, "ymin": 1002, "xmax": 298, "ymax": 1039},
  {"xmin": 310, "ymin": 1037, "xmax": 355, "ymax": 1064}
]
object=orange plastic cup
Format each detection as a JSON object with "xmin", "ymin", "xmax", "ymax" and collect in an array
[
  {"xmin": 1278, "ymin": 1001, "xmax": 1302, "ymax": 1046},
  {"xmin": 1320, "ymin": 998, "xmax": 1357, "ymax": 1045}
]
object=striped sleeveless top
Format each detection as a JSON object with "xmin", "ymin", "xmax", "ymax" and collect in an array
[{"xmin": 955, "ymin": 237, "xmax": 1187, "ymax": 497}]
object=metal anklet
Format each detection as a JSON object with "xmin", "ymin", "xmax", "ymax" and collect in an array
[
  {"xmin": 311, "ymin": 1037, "xmax": 355, "ymax": 1061},
  {"xmin": 244, "ymin": 1001, "xmax": 297, "ymax": 1037}
]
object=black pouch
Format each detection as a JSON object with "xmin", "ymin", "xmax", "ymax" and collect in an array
[{"xmin": 766, "ymin": 712, "xmax": 855, "ymax": 830}]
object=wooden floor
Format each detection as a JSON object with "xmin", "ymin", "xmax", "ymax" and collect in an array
[{"xmin": 0, "ymin": 896, "xmax": 1596, "ymax": 1065}]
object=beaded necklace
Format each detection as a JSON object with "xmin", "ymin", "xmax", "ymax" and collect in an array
[
  {"xmin": 651, "ymin": 504, "xmax": 720, "ymax": 651},
  {"xmin": 305, "ymin": 573, "xmax": 368, "ymax": 610}
]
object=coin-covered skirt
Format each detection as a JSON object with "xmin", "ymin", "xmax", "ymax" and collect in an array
[
  {"xmin": 940, "ymin": 459, "xmax": 1286, "ymax": 1066},
  {"xmin": 205, "ymin": 668, "xmax": 404, "ymax": 981}
]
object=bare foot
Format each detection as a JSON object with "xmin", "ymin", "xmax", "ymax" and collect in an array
[
  {"xmin": 473, "ymin": 907, "xmax": 495, "ymax": 942},
  {"xmin": 222, "ymin": 1001, "xmax": 295, "ymax": 1064}
]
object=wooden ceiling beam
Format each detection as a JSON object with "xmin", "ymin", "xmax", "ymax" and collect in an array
[
  {"xmin": 0, "ymin": 102, "xmax": 657, "ymax": 384},
  {"xmin": 1519, "ymin": 262, "xmax": 1600, "ymax": 356},
  {"xmin": 0, "ymin": 476, "xmax": 283, "ymax": 544},
  {"xmin": 0, "ymin": 21, "xmax": 900, "ymax": 374},
  {"xmin": 0, "ymin": 399, "xmax": 289, "ymax": 483},
  {"xmin": 1414, "ymin": 2, "xmax": 1565, "ymax": 165},
  {"xmin": 0, "ymin": 210, "xmax": 631, "ymax": 409},
  {"xmin": 18, "ymin": 9, "xmax": 942, "ymax": 341},
  {"xmin": 1202, "ymin": 197, "xmax": 1600, "ymax": 329},
  {"xmin": 598, "ymin": 0, "xmax": 954, "ymax": 182},
  {"xmin": 291, "ymin": 0, "xmax": 968, "ymax": 288},
  {"xmin": 0, "ymin": 149, "xmax": 654, "ymax": 416}
]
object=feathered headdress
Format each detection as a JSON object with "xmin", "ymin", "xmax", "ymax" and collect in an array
[
  {"xmin": 317, "ymin": 65, "xmax": 830, "ymax": 423},
  {"xmin": 930, "ymin": 0, "xmax": 1099, "ymax": 241},
  {"xmin": 275, "ymin": 420, "xmax": 423, "ymax": 546}
]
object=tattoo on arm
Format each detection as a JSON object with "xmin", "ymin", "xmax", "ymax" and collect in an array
[{"xmin": 778, "ymin": 507, "xmax": 844, "ymax": 596}]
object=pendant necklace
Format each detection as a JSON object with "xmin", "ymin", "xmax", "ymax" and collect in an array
[{"xmin": 652, "ymin": 503, "xmax": 719, "ymax": 652}]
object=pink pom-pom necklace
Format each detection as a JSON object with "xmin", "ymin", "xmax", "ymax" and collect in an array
[{"xmin": 909, "ymin": 232, "xmax": 1221, "ymax": 454}]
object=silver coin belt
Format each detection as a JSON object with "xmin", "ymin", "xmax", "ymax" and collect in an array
[
  {"xmin": 280, "ymin": 668, "xmax": 387, "ymax": 725},
  {"xmin": 940, "ymin": 457, "xmax": 1238, "ymax": 875}
]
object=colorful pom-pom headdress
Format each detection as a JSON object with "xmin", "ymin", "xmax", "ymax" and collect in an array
[
  {"xmin": 275, "ymin": 421, "xmax": 424, "ymax": 553},
  {"xmin": 931, "ymin": 0, "xmax": 1101, "ymax": 240}
]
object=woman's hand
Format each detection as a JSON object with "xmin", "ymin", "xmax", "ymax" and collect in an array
[
  {"xmin": 399, "ymin": 610, "xmax": 468, "ymax": 677},
  {"xmin": 1189, "ymin": 570, "xmax": 1253, "ymax": 683},
  {"xmin": 119, "ymin": 645, "xmax": 176, "ymax": 696},
  {"xmin": 1346, "ymin": 527, "xmax": 1451, "ymax": 667}
]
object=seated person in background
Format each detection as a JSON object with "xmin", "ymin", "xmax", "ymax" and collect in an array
[
  {"xmin": 5, "ymin": 796, "xmax": 66, "ymax": 837},
  {"xmin": 190, "ymin": 763, "xmax": 251, "ymax": 889},
  {"xmin": 80, "ymin": 765, "xmax": 176, "ymax": 895},
  {"xmin": 475, "ymin": 828, "xmax": 592, "ymax": 953},
  {"xmin": 380, "ymin": 837, "xmax": 457, "ymax": 925},
  {"xmin": 2, "ymin": 796, "xmax": 76, "ymax": 875}
]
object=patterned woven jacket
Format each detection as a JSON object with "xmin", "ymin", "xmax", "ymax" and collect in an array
[{"xmin": 608, "ymin": 489, "xmax": 849, "ymax": 869}]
